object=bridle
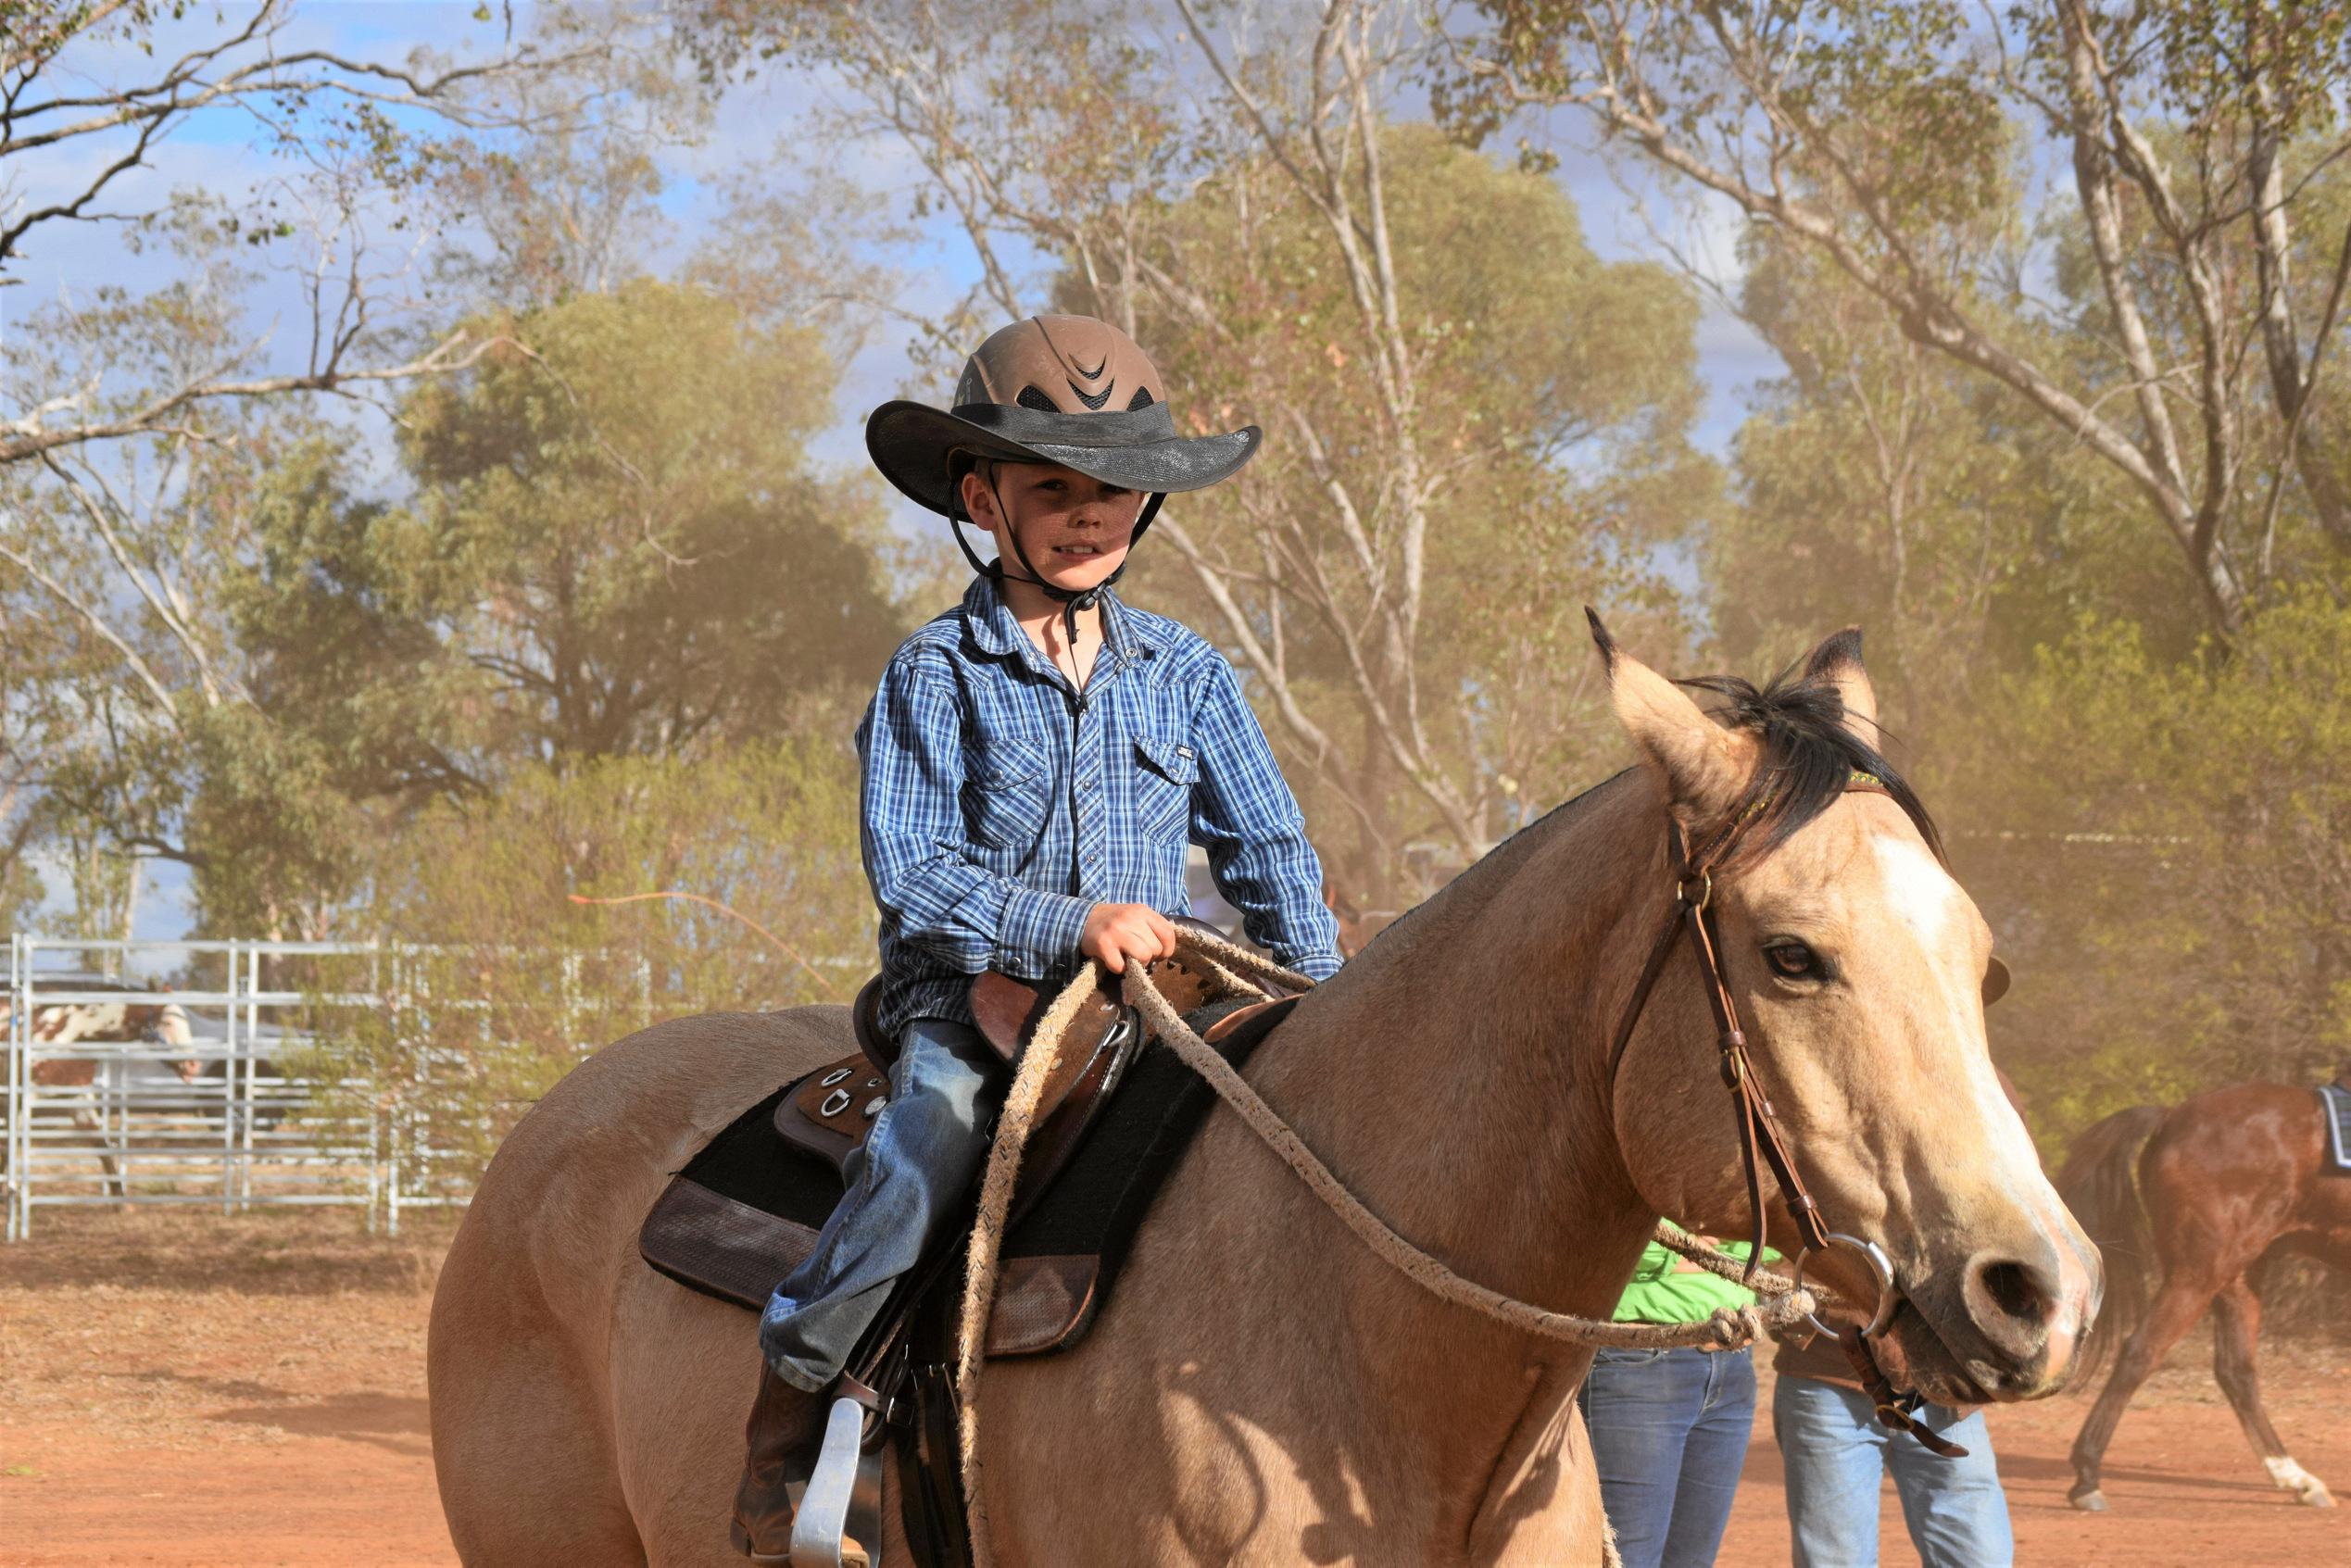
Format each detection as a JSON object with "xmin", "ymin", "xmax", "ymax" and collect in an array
[{"xmin": 1605, "ymin": 772, "xmax": 1968, "ymax": 1457}]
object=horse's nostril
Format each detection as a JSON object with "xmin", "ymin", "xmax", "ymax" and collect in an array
[
  {"xmin": 1976, "ymin": 1260, "xmax": 2045, "ymax": 1324},
  {"xmin": 1965, "ymin": 1250, "xmax": 2059, "ymax": 1373}
]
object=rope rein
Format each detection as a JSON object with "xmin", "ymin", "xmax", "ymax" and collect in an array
[{"xmin": 952, "ymin": 927, "xmax": 1824, "ymax": 1566}]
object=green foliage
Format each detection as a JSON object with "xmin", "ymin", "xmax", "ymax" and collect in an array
[
  {"xmin": 1104, "ymin": 124, "xmax": 1710, "ymax": 892},
  {"xmin": 299, "ymin": 738, "xmax": 866, "ymax": 1180},
  {"xmin": 1436, "ymin": 1, "xmax": 2010, "ymax": 238},
  {"xmin": 389, "ymin": 280, "xmax": 903, "ymax": 762},
  {"xmin": 1973, "ymin": 589, "xmax": 2351, "ymax": 1143},
  {"xmin": 1713, "ymin": 229, "xmax": 2185, "ymax": 756},
  {"xmin": 1440, "ymin": 0, "xmax": 2351, "ymax": 645},
  {"xmin": 1720, "ymin": 209, "xmax": 2351, "ymax": 1148},
  {"xmin": 0, "ymin": 854, "xmax": 41, "ymax": 935},
  {"xmin": 195, "ymin": 281, "xmax": 905, "ymax": 932},
  {"xmin": 1427, "ymin": 0, "xmax": 2351, "ymax": 1157}
]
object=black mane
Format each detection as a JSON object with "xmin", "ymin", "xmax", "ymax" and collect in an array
[
  {"xmin": 1338, "ymin": 646, "xmax": 1942, "ymax": 966},
  {"xmin": 1679, "ymin": 658, "xmax": 1942, "ymax": 873}
]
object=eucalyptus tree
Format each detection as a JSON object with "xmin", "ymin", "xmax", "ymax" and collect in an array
[
  {"xmin": 192, "ymin": 280, "xmax": 905, "ymax": 934},
  {"xmin": 0, "ymin": 0, "xmax": 637, "ymax": 469},
  {"xmin": 688, "ymin": 0, "xmax": 1710, "ymax": 900},
  {"xmin": 1437, "ymin": 0, "xmax": 2351, "ymax": 637}
]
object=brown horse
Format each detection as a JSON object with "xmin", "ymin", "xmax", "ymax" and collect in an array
[
  {"xmin": 426, "ymin": 624, "xmax": 2097, "ymax": 1566},
  {"xmin": 2058, "ymin": 1081, "xmax": 2351, "ymax": 1510}
]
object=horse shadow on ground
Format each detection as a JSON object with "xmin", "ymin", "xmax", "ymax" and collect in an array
[
  {"xmin": 118, "ymin": 1369, "xmax": 431, "ymax": 1459},
  {"xmin": 211, "ymin": 1391, "xmax": 431, "ymax": 1459},
  {"xmin": 1995, "ymin": 1449, "xmax": 2302, "ymax": 1502}
]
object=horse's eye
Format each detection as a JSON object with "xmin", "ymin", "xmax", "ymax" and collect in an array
[{"xmin": 1764, "ymin": 941, "xmax": 1822, "ymax": 980}]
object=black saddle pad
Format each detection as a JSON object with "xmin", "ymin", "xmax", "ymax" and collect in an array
[
  {"xmin": 638, "ymin": 997, "xmax": 1298, "ymax": 1355},
  {"xmin": 2321, "ymin": 1084, "xmax": 2351, "ymax": 1174}
]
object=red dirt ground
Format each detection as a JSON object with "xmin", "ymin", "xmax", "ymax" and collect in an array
[
  {"xmin": 2, "ymin": 1210, "xmax": 2344, "ymax": 1566},
  {"xmin": 1724, "ymin": 1353, "xmax": 2351, "ymax": 1567}
]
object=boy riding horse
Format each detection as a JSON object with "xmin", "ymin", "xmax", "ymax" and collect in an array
[{"xmin": 735, "ymin": 315, "xmax": 1344, "ymax": 1556}]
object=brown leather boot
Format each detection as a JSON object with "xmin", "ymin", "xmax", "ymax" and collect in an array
[{"xmin": 730, "ymin": 1361, "xmax": 817, "ymax": 1561}]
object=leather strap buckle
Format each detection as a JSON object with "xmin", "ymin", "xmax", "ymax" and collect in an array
[{"xmin": 836, "ymin": 1372, "xmax": 897, "ymax": 1426}]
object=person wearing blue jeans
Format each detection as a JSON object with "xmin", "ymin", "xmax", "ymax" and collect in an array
[
  {"xmin": 1582, "ymin": 1345, "xmax": 1755, "ymax": 1568},
  {"xmin": 733, "ymin": 314, "xmax": 1343, "ymax": 1558},
  {"xmin": 1579, "ymin": 1232, "xmax": 1767, "ymax": 1568},
  {"xmin": 757, "ymin": 1017, "xmax": 1005, "ymax": 1388},
  {"xmin": 1771, "ymin": 1331, "xmax": 2014, "ymax": 1567}
]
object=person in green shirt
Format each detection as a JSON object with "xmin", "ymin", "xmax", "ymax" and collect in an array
[{"xmin": 1578, "ymin": 1231, "xmax": 1773, "ymax": 1568}]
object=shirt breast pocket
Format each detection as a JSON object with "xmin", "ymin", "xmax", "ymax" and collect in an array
[
  {"xmin": 963, "ymin": 738, "xmax": 1051, "ymax": 852},
  {"xmin": 1134, "ymin": 734, "xmax": 1200, "ymax": 844}
]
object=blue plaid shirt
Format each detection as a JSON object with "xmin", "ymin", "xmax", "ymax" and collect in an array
[{"xmin": 858, "ymin": 575, "xmax": 1343, "ymax": 1039}]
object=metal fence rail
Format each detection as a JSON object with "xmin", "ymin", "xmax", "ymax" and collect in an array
[
  {"xmin": 3, "ymin": 932, "xmax": 868, "ymax": 1240},
  {"xmin": 3, "ymin": 935, "xmax": 463, "ymax": 1240}
]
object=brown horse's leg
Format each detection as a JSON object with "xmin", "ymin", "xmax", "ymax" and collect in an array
[
  {"xmin": 2212, "ymin": 1276, "xmax": 2335, "ymax": 1508},
  {"xmin": 71, "ymin": 1109, "xmax": 126, "ymax": 1201},
  {"xmin": 2067, "ymin": 1277, "xmax": 2211, "ymax": 1511}
]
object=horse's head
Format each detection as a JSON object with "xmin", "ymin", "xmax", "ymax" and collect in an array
[
  {"xmin": 134, "ymin": 999, "xmax": 204, "ymax": 1082},
  {"xmin": 1592, "ymin": 618, "xmax": 2098, "ymax": 1404}
]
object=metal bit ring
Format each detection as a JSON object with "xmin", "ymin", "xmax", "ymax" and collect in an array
[{"xmin": 1792, "ymin": 1232, "xmax": 1898, "ymax": 1341}]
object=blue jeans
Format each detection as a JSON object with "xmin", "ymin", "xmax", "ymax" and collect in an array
[
  {"xmin": 1773, "ymin": 1374, "xmax": 2013, "ymax": 1568},
  {"xmin": 1578, "ymin": 1346, "xmax": 1755, "ymax": 1568},
  {"xmin": 759, "ymin": 1017, "xmax": 1005, "ymax": 1392}
]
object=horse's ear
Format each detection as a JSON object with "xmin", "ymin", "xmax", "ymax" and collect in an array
[
  {"xmin": 1587, "ymin": 608, "xmax": 1754, "ymax": 822},
  {"xmin": 1804, "ymin": 626, "xmax": 1880, "ymax": 738}
]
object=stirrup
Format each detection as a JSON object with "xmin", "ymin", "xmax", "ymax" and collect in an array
[{"xmin": 788, "ymin": 1380, "xmax": 886, "ymax": 1567}]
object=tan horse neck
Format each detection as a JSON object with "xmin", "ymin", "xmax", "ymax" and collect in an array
[
  {"xmin": 1242, "ymin": 770, "xmax": 1671, "ymax": 1319},
  {"xmin": 975, "ymin": 771, "xmax": 1689, "ymax": 1561}
]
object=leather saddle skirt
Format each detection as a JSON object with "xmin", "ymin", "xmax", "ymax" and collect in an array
[{"xmin": 637, "ymin": 973, "xmax": 1298, "ymax": 1357}]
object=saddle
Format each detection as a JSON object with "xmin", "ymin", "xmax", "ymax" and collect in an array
[
  {"xmin": 772, "ymin": 948, "xmax": 1277, "ymax": 1203},
  {"xmin": 635, "ymin": 955, "xmax": 1301, "ymax": 1567},
  {"xmin": 636, "ymin": 954, "xmax": 1298, "ymax": 1351}
]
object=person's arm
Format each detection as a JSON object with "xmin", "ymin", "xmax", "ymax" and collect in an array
[
  {"xmin": 1628, "ymin": 1242, "xmax": 1677, "ymax": 1285},
  {"xmin": 1609, "ymin": 1240, "xmax": 1681, "ymax": 1322},
  {"xmin": 860, "ymin": 661, "xmax": 1091, "ymax": 979},
  {"xmin": 1188, "ymin": 658, "xmax": 1343, "ymax": 979}
]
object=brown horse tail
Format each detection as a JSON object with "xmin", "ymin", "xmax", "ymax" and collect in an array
[{"xmin": 2056, "ymin": 1102, "xmax": 2169, "ymax": 1387}]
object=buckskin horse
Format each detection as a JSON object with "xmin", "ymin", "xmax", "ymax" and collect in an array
[
  {"xmin": 426, "ymin": 623, "xmax": 2098, "ymax": 1565},
  {"xmin": 2057, "ymin": 1081, "xmax": 2351, "ymax": 1511}
]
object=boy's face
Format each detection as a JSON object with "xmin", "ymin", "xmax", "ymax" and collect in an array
[{"xmin": 962, "ymin": 460, "xmax": 1145, "ymax": 596}]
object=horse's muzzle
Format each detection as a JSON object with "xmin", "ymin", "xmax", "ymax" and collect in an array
[{"xmin": 1944, "ymin": 1226, "xmax": 2102, "ymax": 1399}]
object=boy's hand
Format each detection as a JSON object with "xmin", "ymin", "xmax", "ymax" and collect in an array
[{"xmin": 1081, "ymin": 902, "xmax": 1177, "ymax": 975}]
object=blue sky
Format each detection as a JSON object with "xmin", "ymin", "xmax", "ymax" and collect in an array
[{"xmin": 15, "ymin": 2, "xmax": 1785, "ymax": 941}]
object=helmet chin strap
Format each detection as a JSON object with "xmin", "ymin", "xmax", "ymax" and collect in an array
[{"xmin": 949, "ymin": 460, "xmax": 1163, "ymax": 650}]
